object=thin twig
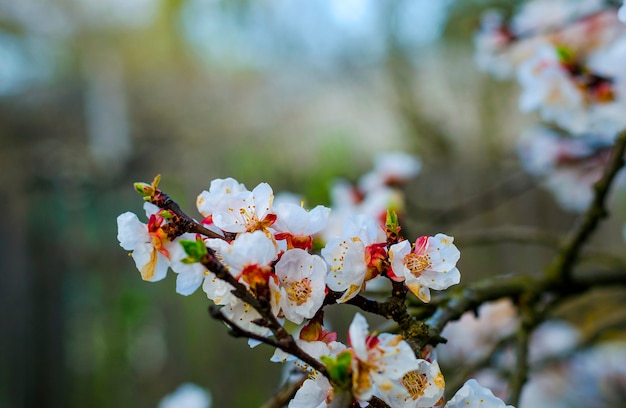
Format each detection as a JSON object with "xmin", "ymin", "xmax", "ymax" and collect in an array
[
  {"xmin": 209, "ymin": 305, "xmax": 283, "ymax": 349},
  {"xmin": 508, "ymin": 306, "xmax": 533, "ymax": 406},
  {"xmin": 421, "ymin": 266, "xmax": 626, "ymax": 351},
  {"xmin": 150, "ymin": 190, "xmax": 225, "ymax": 239},
  {"xmin": 407, "ymin": 172, "xmax": 535, "ymax": 226},
  {"xmin": 209, "ymin": 305, "xmax": 328, "ymax": 376}
]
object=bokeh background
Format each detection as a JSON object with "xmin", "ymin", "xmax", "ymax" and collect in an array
[{"xmin": 2, "ymin": 1, "xmax": 624, "ymax": 407}]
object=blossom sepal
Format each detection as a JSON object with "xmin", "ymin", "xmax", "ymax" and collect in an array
[
  {"xmin": 179, "ymin": 236, "xmax": 208, "ymax": 264},
  {"xmin": 320, "ymin": 350, "xmax": 353, "ymax": 391},
  {"xmin": 385, "ymin": 209, "xmax": 402, "ymax": 244},
  {"xmin": 134, "ymin": 174, "xmax": 161, "ymax": 200}
]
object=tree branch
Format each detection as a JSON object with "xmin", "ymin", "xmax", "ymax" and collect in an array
[
  {"xmin": 420, "ymin": 266, "xmax": 626, "ymax": 351},
  {"xmin": 209, "ymin": 305, "xmax": 328, "ymax": 376},
  {"xmin": 150, "ymin": 190, "xmax": 225, "ymax": 239},
  {"xmin": 508, "ymin": 303, "xmax": 534, "ymax": 406},
  {"xmin": 546, "ymin": 130, "xmax": 626, "ymax": 283}
]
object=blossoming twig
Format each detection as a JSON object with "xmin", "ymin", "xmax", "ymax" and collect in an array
[
  {"xmin": 208, "ymin": 305, "xmax": 328, "ymax": 376},
  {"xmin": 149, "ymin": 190, "xmax": 225, "ymax": 240}
]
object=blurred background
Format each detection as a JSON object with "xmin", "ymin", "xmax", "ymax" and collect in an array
[{"xmin": 1, "ymin": 0, "xmax": 624, "ymax": 407}]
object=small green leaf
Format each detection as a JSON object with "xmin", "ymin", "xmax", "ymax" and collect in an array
[
  {"xmin": 555, "ymin": 45, "xmax": 575, "ymax": 65},
  {"xmin": 179, "ymin": 237, "xmax": 207, "ymax": 263},
  {"xmin": 134, "ymin": 182, "xmax": 153, "ymax": 196},
  {"xmin": 158, "ymin": 209, "xmax": 174, "ymax": 219},
  {"xmin": 321, "ymin": 350, "xmax": 352, "ymax": 390},
  {"xmin": 385, "ymin": 209, "xmax": 401, "ymax": 240},
  {"xmin": 133, "ymin": 174, "xmax": 162, "ymax": 198}
]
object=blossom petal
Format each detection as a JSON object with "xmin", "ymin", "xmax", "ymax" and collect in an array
[
  {"xmin": 445, "ymin": 379, "xmax": 514, "ymax": 408},
  {"xmin": 117, "ymin": 212, "xmax": 148, "ymax": 250}
]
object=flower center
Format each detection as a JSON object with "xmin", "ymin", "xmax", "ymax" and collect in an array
[
  {"xmin": 404, "ymin": 253, "xmax": 431, "ymax": 277},
  {"xmin": 285, "ymin": 278, "xmax": 312, "ymax": 305},
  {"xmin": 238, "ymin": 204, "xmax": 259, "ymax": 231},
  {"xmin": 401, "ymin": 370, "xmax": 428, "ymax": 400},
  {"xmin": 147, "ymin": 214, "xmax": 171, "ymax": 258}
]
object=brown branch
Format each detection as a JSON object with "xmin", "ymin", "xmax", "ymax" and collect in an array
[
  {"xmin": 421, "ymin": 266, "xmax": 626, "ymax": 350},
  {"xmin": 340, "ymin": 289, "xmax": 433, "ymax": 355},
  {"xmin": 202, "ymin": 251, "xmax": 329, "ymax": 377},
  {"xmin": 209, "ymin": 305, "xmax": 283, "ymax": 348},
  {"xmin": 546, "ymin": 130, "xmax": 626, "ymax": 283},
  {"xmin": 367, "ymin": 397, "xmax": 391, "ymax": 408},
  {"xmin": 508, "ymin": 303, "xmax": 534, "ymax": 406},
  {"xmin": 209, "ymin": 305, "xmax": 328, "ymax": 376},
  {"xmin": 149, "ymin": 190, "xmax": 225, "ymax": 239}
]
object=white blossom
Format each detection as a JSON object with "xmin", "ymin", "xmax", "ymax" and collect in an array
[
  {"xmin": 445, "ymin": 379, "xmax": 515, "ymax": 408},
  {"xmin": 349, "ymin": 313, "xmax": 418, "ymax": 402},
  {"xmin": 196, "ymin": 177, "xmax": 248, "ymax": 218},
  {"xmin": 322, "ymin": 214, "xmax": 387, "ymax": 303},
  {"xmin": 270, "ymin": 249, "xmax": 327, "ymax": 324},
  {"xmin": 288, "ymin": 375, "xmax": 333, "ymax": 408},
  {"xmin": 158, "ymin": 383, "xmax": 212, "ymax": 408},
  {"xmin": 211, "ymin": 182, "xmax": 276, "ymax": 233},
  {"xmin": 117, "ymin": 202, "xmax": 174, "ymax": 282},
  {"xmin": 377, "ymin": 359, "xmax": 445, "ymax": 408},
  {"xmin": 389, "ymin": 234, "xmax": 460, "ymax": 302}
]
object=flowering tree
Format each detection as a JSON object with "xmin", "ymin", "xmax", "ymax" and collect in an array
[{"xmin": 117, "ymin": 1, "xmax": 626, "ymax": 407}]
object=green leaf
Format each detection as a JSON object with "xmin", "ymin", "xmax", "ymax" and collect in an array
[
  {"xmin": 321, "ymin": 350, "xmax": 352, "ymax": 390},
  {"xmin": 385, "ymin": 209, "xmax": 401, "ymax": 240},
  {"xmin": 158, "ymin": 209, "xmax": 174, "ymax": 219},
  {"xmin": 179, "ymin": 237, "xmax": 207, "ymax": 263},
  {"xmin": 555, "ymin": 45, "xmax": 575, "ymax": 65},
  {"xmin": 133, "ymin": 174, "xmax": 161, "ymax": 198},
  {"xmin": 133, "ymin": 182, "xmax": 153, "ymax": 196}
]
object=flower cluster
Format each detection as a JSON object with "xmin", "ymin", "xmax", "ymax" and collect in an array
[
  {"xmin": 115, "ymin": 152, "xmax": 516, "ymax": 407},
  {"xmin": 475, "ymin": 0, "xmax": 626, "ymax": 211}
]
